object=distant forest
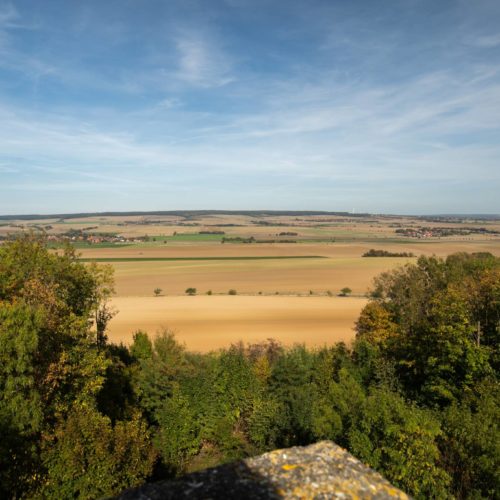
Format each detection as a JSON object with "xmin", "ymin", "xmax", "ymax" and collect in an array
[{"xmin": 0, "ymin": 236, "xmax": 498, "ymax": 499}]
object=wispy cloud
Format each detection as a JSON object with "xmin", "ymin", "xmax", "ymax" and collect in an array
[
  {"xmin": 174, "ymin": 30, "xmax": 234, "ymax": 88},
  {"xmin": 156, "ymin": 97, "xmax": 182, "ymax": 109},
  {"xmin": 471, "ymin": 34, "xmax": 500, "ymax": 48},
  {"xmin": 2, "ymin": 61, "xmax": 498, "ymax": 185},
  {"xmin": 0, "ymin": 2, "xmax": 18, "ymax": 27}
]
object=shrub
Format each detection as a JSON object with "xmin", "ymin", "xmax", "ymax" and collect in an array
[
  {"xmin": 185, "ymin": 288, "xmax": 197, "ymax": 296},
  {"xmin": 228, "ymin": 289, "xmax": 237, "ymax": 295}
]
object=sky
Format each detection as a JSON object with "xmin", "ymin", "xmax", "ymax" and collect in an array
[{"xmin": 0, "ymin": 0, "xmax": 499, "ymax": 215}]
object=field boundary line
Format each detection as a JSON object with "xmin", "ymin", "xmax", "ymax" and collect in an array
[{"xmin": 79, "ymin": 255, "xmax": 327, "ymax": 262}]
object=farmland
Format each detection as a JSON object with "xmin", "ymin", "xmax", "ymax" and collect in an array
[{"xmin": 1, "ymin": 211, "xmax": 498, "ymax": 351}]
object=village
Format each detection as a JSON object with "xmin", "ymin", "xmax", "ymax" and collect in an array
[
  {"xmin": 45, "ymin": 228, "xmax": 147, "ymax": 245},
  {"xmin": 395, "ymin": 226, "xmax": 500, "ymax": 238}
]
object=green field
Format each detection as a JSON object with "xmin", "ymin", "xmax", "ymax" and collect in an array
[{"xmin": 155, "ymin": 233, "xmax": 225, "ymax": 242}]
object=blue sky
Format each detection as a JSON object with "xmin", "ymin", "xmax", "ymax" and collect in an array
[{"xmin": 0, "ymin": 0, "xmax": 499, "ymax": 215}]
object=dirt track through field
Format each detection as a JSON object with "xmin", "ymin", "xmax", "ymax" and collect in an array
[{"xmin": 107, "ymin": 295, "xmax": 366, "ymax": 352}]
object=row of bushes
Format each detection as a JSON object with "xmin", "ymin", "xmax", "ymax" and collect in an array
[{"xmin": 154, "ymin": 288, "xmax": 353, "ymax": 296}]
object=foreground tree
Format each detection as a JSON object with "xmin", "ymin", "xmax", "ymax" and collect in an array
[
  {"xmin": 0, "ymin": 235, "xmax": 154, "ymax": 498},
  {"xmin": 42, "ymin": 405, "xmax": 156, "ymax": 499},
  {"xmin": 439, "ymin": 381, "xmax": 500, "ymax": 499},
  {"xmin": 349, "ymin": 387, "xmax": 451, "ymax": 498},
  {"xmin": 362, "ymin": 253, "xmax": 499, "ymax": 406}
]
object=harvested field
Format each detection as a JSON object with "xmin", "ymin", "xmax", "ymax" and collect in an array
[{"xmin": 107, "ymin": 295, "xmax": 366, "ymax": 352}]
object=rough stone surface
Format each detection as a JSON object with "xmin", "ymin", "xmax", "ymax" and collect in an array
[{"xmin": 116, "ymin": 441, "xmax": 410, "ymax": 499}]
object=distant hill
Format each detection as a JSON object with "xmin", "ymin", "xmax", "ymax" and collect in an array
[
  {"xmin": 0, "ymin": 210, "xmax": 498, "ymax": 221},
  {"xmin": 0, "ymin": 210, "xmax": 372, "ymax": 220}
]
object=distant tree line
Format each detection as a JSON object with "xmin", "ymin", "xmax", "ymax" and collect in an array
[
  {"xmin": 251, "ymin": 220, "xmax": 289, "ymax": 226},
  {"xmin": 221, "ymin": 236, "xmax": 298, "ymax": 244},
  {"xmin": 0, "ymin": 236, "xmax": 498, "ymax": 499},
  {"xmin": 362, "ymin": 249, "xmax": 415, "ymax": 257},
  {"xmin": 222, "ymin": 236, "xmax": 256, "ymax": 244},
  {"xmin": 254, "ymin": 239, "xmax": 297, "ymax": 244}
]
